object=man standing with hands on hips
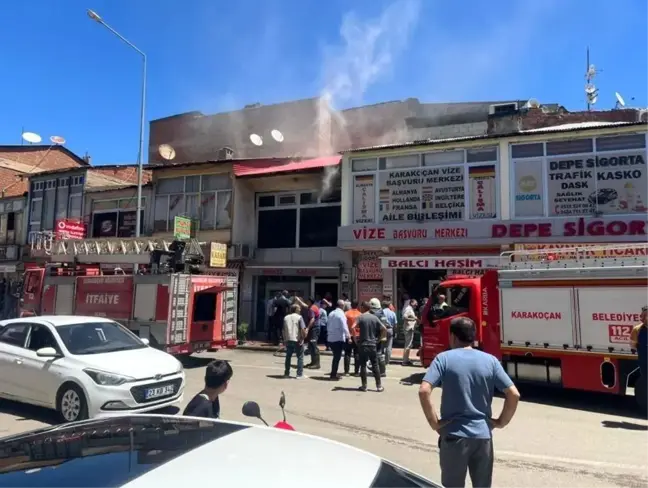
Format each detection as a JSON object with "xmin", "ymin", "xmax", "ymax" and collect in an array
[{"xmin": 418, "ymin": 317, "xmax": 520, "ymax": 488}]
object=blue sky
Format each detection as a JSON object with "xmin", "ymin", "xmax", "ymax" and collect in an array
[{"xmin": 1, "ymin": 0, "xmax": 646, "ymax": 164}]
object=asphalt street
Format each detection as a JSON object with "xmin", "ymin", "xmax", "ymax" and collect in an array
[{"xmin": 0, "ymin": 349, "xmax": 646, "ymax": 487}]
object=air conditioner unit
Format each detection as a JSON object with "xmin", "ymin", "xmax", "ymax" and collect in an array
[
  {"xmin": 228, "ymin": 244, "xmax": 254, "ymax": 260},
  {"xmin": 488, "ymin": 103, "xmax": 519, "ymax": 115}
]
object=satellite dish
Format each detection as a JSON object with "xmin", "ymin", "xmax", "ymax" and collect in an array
[
  {"xmin": 615, "ymin": 92, "xmax": 626, "ymax": 107},
  {"xmin": 271, "ymin": 129, "xmax": 284, "ymax": 143},
  {"xmin": 250, "ymin": 134, "xmax": 263, "ymax": 146},
  {"xmin": 527, "ymin": 98, "xmax": 540, "ymax": 108},
  {"xmin": 158, "ymin": 144, "xmax": 176, "ymax": 161},
  {"xmin": 585, "ymin": 84, "xmax": 596, "ymax": 94},
  {"xmin": 50, "ymin": 136, "xmax": 66, "ymax": 145},
  {"xmin": 21, "ymin": 132, "xmax": 42, "ymax": 144}
]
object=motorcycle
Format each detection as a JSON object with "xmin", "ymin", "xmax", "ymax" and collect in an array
[{"xmin": 242, "ymin": 391, "xmax": 295, "ymax": 431}]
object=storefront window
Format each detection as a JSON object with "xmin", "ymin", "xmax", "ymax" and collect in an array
[
  {"xmin": 90, "ymin": 198, "xmax": 146, "ymax": 238},
  {"xmin": 256, "ymin": 191, "xmax": 341, "ymax": 249},
  {"xmin": 350, "ymin": 146, "xmax": 499, "ymax": 224},
  {"xmin": 511, "ymin": 132, "xmax": 647, "ymax": 218}
]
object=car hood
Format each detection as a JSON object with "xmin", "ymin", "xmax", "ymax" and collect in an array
[{"xmin": 75, "ymin": 347, "xmax": 181, "ymax": 379}]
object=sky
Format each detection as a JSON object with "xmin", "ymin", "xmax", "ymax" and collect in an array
[{"xmin": 1, "ymin": 0, "xmax": 646, "ymax": 164}]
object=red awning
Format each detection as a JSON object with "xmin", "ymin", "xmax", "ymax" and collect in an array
[{"xmin": 233, "ymin": 155, "xmax": 341, "ymax": 177}]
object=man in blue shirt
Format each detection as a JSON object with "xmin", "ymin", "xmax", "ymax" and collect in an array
[
  {"xmin": 418, "ymin": 317, "xmax": 520, "ymax": 488},
  {"xmin": 381, "ymin": 300, "xmax": 397, "ymax": 364}
]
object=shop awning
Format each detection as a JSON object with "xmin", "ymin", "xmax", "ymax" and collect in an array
[{"xmin": 233, "ymin": 155, "xmax": 341, "ymax": 177}]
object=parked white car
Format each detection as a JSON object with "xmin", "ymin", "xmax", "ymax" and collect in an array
[{"xmin": 0, "ymin": 316, "xmax": 185, "ymax": 422}]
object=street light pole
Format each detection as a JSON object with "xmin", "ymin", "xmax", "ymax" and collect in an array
[{"xmin": 87, "ymin": 9, "xmax": 147, "ymax": 237}]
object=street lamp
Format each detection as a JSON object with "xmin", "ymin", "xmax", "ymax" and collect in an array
[{"xmin": 87, "ymin": 9, "xmax": 147, "ymax": 237}]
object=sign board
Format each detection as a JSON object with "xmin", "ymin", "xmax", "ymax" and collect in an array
[
  {"xmin": 338, "ymin": 216, "xmax": 647, "ymax": 248},
  {"xmin": 209, "ymin": 242, "xmax": 227, "ymax": 268},
  {"xmin": 173, "ymin": 216, "xmax": 191, "ymax": 240},
  {"xmin": 353, "ymin": 175, "xmax": 376, "ymax": 224},
  {"xmin": 55, "ymin": 219, "xmax": 85, "ymax": 240},
  {"xmin": 356, "ymin": 251, "xmax": 383, "ymax": 280},
  {"xmin": 75, "ymin": 276, "xmax": 134, "ymax": 319},
  {"xmin": 513, "ymin": 243, "xmax": 647, "ymax": 261},
  {"xmin": 381, "ymin": 256, "xmax": 500, "ymax": 269},
  {"xmin": 358, "ymin": 281, "xmax": 383, "ymax": 304}
]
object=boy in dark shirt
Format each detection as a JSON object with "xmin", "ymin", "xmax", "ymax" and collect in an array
[{"xmin": 183, "ymin": 360, "xmax": 233, "ymax": 419}]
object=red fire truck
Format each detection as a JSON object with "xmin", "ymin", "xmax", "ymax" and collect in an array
[
  {"xmin": 420, "ymin": 243, "xmax": 647, "ymax": 408},
  {"xmin": 20, "ymin": 237, "xmax": 238, "ymax": 356}
]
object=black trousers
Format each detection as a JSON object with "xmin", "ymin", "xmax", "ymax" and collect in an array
[
  {"xmin": 329, "ymin": 341, "xmax": 344, "ymax": 378},
  {"xmin": 306, "ymin": 327, "xmax": 320, "ymax": 367},
  {"xmin": 438, "ymin": 435, "xmax": 494, "ymax": 488},
  {"xmin": 359, "ymin": 345, "xmax": 381, "ymax": 388},
  {"xmin": 344, "ymin": 341, "xmax": 359, "ymax": 374}
]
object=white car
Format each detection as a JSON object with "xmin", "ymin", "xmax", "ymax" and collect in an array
[
  {"xmin": 0, "ymin": 414, "xmax": 441, "ymax": 487},
  {"xmin": 0, "ymin": 316, "xmax": 185, "ymax": 422}
]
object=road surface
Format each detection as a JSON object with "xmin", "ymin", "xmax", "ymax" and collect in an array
[{"xmin": 0, "ymin": 349, "xmax": 646, "ymax": 487}]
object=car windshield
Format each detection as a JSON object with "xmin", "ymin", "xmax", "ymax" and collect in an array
[{"xmin": 57, "ymin": 321, "xmax": 146, "ymax": 355}]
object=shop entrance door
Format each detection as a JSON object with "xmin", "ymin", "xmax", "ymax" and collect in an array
[{"xmin": 314, "ymin": 278, "xmax": 339, "ymax": 305}]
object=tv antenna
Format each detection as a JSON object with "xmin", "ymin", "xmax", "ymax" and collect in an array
[{"xmin": 584, "ymin": 47, "xmax": 600, "ymax": 111}]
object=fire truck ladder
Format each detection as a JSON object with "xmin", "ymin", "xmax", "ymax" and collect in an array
[
  {"xmin": 50, "ymin": 237, "xmax": 203, "ymax": 257},
  {"xmin": 500, "ymin": 243, "xmax": 648, "ymax": 270},
  {"xmin": 169, "ymin": 274, "xmax": 189, "ymax": 345}
]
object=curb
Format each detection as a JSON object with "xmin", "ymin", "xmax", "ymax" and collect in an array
[{"xmin": 235, "ymin": 344, "xmax": 421, "ymax": 366}]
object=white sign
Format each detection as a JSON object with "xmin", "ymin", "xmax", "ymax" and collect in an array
[
  {"xmin": 380, "ymin": 256, "xmax": 500, "ymax": 269},
  {"xmin": 353, "ymin": 175, "xmax": 375, "ymax": 224},
  {"xmin": 547, "ymin": 152, "xmax": 647, "ymax": 216},
  {"xmin": 513, "ymin": 160, "xmax": 545, "ymax": 217},
  {"xmin": 378, "ymin": 167, "xmax": 465, "ymax": 222},
  {"xmin": 468, "ymin": 166, "xmax": 497, "ymax": 219}
]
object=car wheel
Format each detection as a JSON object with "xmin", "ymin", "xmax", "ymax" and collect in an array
[{"xmin": 57, "ymin": 383, "xmax": 88, "ymax": 423}]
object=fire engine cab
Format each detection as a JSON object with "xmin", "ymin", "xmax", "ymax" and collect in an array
[
  {"xmin": 420, "ymin": 243, "xmax": 648, "ymax": 409},
  {"xmin": 20, "ymin": 237, "xmax": 238, "ymax": 357}
]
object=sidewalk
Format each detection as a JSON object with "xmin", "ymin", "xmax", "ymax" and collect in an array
[{"xmin": 236, "ymin": 341, "xmax": 421, "ymax": 365}]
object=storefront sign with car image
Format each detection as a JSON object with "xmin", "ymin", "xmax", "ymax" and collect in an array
[{"xmin": 547, "ymin": 152, "xmax": 647, "ymax": 216}]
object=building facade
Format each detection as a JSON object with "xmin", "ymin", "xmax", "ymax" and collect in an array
[
  {"xmin": 338, "ymin": 121, "xmax": 648, "ymax": 308},
  {"xmin": 231, "ymin": 156, "xmax": 349, "ymax": 337}
]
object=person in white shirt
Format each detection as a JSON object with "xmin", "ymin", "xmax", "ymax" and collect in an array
[
  {"xmin": 327, "ymin": 300, "xmax": 351, "ymax": 380},
  {"xmin": 402, "ymin": 298, "xmax": 419, "ymax": 366},
  {"xmin": 282, "ymin": 304, "xmax": 307, "ymax": 379}
]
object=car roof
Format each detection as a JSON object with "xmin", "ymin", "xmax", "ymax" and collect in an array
[
  {"xmin": 0, "ymin": 415, "xmax": 442, "ymax": 488},
  {"xmin": 0, "ymin": 316, "xmax": 117, "ymax": 327}
]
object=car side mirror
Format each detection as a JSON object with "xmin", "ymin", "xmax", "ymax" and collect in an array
[
  {"xmin": 141, "ymin": 338, "xmax": 150, "ymax": 346},
  {"xmin": 36, "ymin": 347, "xmax": 59, "ymax": 358}
]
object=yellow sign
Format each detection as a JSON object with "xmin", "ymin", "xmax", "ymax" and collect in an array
[
  {"xmin": 514, "ymin": 243, "xmax": 646, "ymax": 261},
  {"xmin": 209, "ymin": 242, "xmax": 227, "ymax": 268}
]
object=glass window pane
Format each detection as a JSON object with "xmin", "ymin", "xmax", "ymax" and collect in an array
[
  {"xmin": 30, "ymin": 199, "xmax": 42, "ymax": 223},
  {"xmin": 185, "ymin": 194, "xmax": 199, "ymax": 220},
  {"xmin": 423, "ymin": 150, "xmax": 464, "ymax": 166},
  {"xmin": 278, "ymin": 194, "xmax": 296, "ymax": 206},
  {"xmin": 92, "ymin": 212, "xmax": 118, "ymax": 238},
  {"xmin": 157, "ymin": 178, "xmax": 184, "ymax": 194},
  {"xmin": 119, "ymin": 197, "xmax": 139, "ymax": 209},
  {"xmin": 546, "ymin": 138, "xmax": 593, "ymax": 156},
  {"xmin": 216, "ymin": 191, "xmax": 232, "ymax": 229},
  {"xmin": 351, "ymin": 158, "xmax": 377, "ymax": 172},
  {"xmin": 258, "ymin": 195, "xmax": 275, "ymax": 208},
  {"xmin": 154, "ymin": 195, "xmax": 168, "ymax": 231},
  {"xmin": 186, "ymin": 176, "xmax": 200, "ymax": 192},
  {"xmin": 201, "ymin": 174, "xmax": 231, "ymax": 191},
  {"xmin": 382, "ymin": 155, "xmax": 419, "ymax": 169},
  {"xmin": 596, "ymin": 134, "xmax": 646, "ymax": 151},
  {"xmin": 69, "ymin": 195, "xmax": 82, "ymax": 218},
  {"xmin": 43, "ymin": 190, "xmax": 56, "ymax": 228},
  {"xmin": 92, "ymin": 200, "xmax": 119, "ymax": 211},
  {"xmin": 299, "ymin": 206, "xmax": 340, "ymax": 248},
  {"xmin": 200, "ymin": 192, "xmax": 216, "ymax": 230},
  {"xmin": 466, "ymin": 146, "xmax": 497, "ymax": 163},
  {"xmin": 56, "ymin": 186, "xmax": 69, "ymax": 219},
  {"xmin": 300, "ymin": 192, "xmax": 317, "ymax": 205},
  {"xmin": 168, "ymin": 195, "xmax": 184, "ymax": 228},
  {"xmin": 511, "ymin": 143, "xmax": 544, "ymax": 159},
  {"xmin": 257, "ymin": 209, "xmax": 297, "ymax": 249}
]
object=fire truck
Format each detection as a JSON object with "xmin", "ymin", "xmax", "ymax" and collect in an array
[
  {"xmin": 420, "ymin": 243, "xmax": 647, "ymax": 408},
  {"xmin": 20, "ymin": 237, "xmax": 238, "ymax": 356}
]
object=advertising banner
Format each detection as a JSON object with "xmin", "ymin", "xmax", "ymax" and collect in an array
[
  {"xmin": 55, "ymin": 219, "xmax": 85, "ymax": 240},
  {"xmin": 513, "ymin": 160, "xmax": 545, "ymax": 217},
  {"xmin": 353, "ymin": 175, "xmax": 376, "ymax": 224},
  {"xmin": 358, "ymin": 281, "xmax": 383, "ymax": 304},
  {"xmin": 357, "ymin": 251, "xmax": 383, "ymax": 280},
  {"xmin": 468, "ymin": 165, "xmax": 497, "ymax": 219},
  {"xmin": 173, "ymin": 216, "xmax": 192, "ymax": 240},
  {"xmin": 513, "ymin": 243, "xmax": 647, "ymax": 261},
  {"xmin": 547, "ymin": 152, "xmax": 647, "ymax": 216},
  {"xmin": 209, "ymin": 242, "xmax": 227, "ymax": 268},
  {"xmin": 377, "ymin": 166, "xmax": 466, "ymax": 222},
  {"xmin": 381, "ymin": 256, "xmax": 500, "ymax": 269},
  {"xmin": 75, "ymin": 276, "xmax": 134, "ymax": 319}
]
